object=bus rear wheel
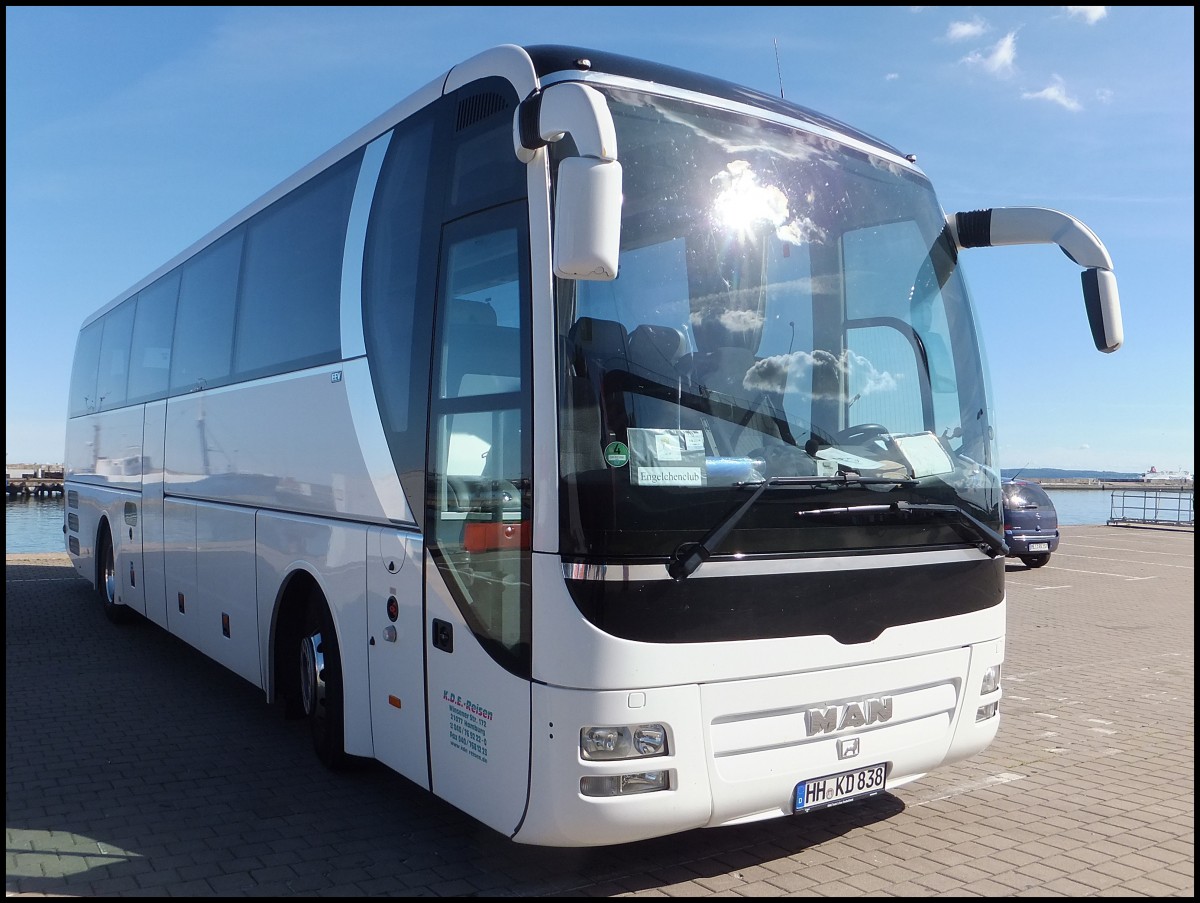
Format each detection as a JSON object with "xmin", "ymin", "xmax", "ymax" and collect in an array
[
  {"xmin": 96, "ymin": 524, "xmax": 133, "ymax": 624},
  {"xmin": 300, "ymin": 592, "xmax": 347, "ymax": 769}
]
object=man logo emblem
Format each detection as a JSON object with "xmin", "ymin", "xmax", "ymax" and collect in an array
[
  {"xmin": 806, "ymin": 697, "xmax": 894, "ymax": 736},
  {"xmin": 838, "ymin": 737, "xmax": 861, "ymax": 760}
]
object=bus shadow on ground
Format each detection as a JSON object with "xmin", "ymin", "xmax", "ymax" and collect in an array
[{"xmin": 6, "ymin": 560, "xmax": 907, "ymax": 898}]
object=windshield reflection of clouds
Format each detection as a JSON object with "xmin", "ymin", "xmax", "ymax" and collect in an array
[
  {"xmin": 687, "ymin": 304, "xmax": 764, "ymax": 335},
  {"xmin": 703, "ymin": 158, "xmax": 898, "ymax": 405},
  {"xmin": 745, "ymin": 349, "xmax": 898, "ymax": 401}
]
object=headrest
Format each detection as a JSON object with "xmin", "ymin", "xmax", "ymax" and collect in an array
[
  {"xmin": 448, "ymin": 298, "xmax": 497, "ymax": 325},
  {"xmin": 628, "ymin": 323, "xmax": 686, "ymax": 366}
]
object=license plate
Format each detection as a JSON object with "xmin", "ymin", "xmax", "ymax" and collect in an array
[
  {"xmin": 1028, "ymin": 542, "xmax": 1049, "ymax": 551},
  {"xmin": 794, "ymin": 762, "xmax": 887, "ymax": 813}
]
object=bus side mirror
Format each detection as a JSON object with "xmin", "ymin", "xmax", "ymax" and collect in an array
[
  {"xmin": 515, "ymin": 82, "xmax": 623, "ymax": 281},
  {"xmin": 553, "ymin": 156, "xmax": 622, "ymax": 280},
  {"xmin": 1082, "ymin": 267, "xmax": 1122, "ymax": 353}
]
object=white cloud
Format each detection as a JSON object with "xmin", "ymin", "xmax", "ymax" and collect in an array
[
  {"xmin": 1022, "ymin": 75, "xmax": 1084, "ymax": 111},
  {"xmin": 947, "ymin": 17, "xmax": 988, "ymax": 41},
  {"xmin": 1095, "ymin": 88, "xmax": 1114, "ymax": 104},
  {"xmin": 885, "ymin": 72, "xmax": 900, "ymax": 81},
  {"xmin": 1065, "ymin": 7, "xmax": 1108, "ymax": 25},
  {"xmin": 961, "ymin": 32, "xmax": 1018, "ymax": 77}
]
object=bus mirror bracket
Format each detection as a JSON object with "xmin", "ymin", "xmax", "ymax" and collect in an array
[
  {"xmin": 515, "ymin": 82, "xmax": 622, "ymax": 281},
  {"xmin": 947, "ymin": 206, "xmax": 1123, "ymax": 353}
]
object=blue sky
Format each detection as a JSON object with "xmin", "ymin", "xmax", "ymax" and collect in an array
[{"xmin": 6, "ymin": 6, "xmax": 1194, "ymax": 474}]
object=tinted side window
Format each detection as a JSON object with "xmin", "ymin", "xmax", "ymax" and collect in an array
[
  {"xmin": 127, "ymin": 270, "xmax": 180, "ymax": 404},
  {"xmin": 363, "ymin": 113, "xmax": 436, "ymax": 502},
  {"xmin": 170, "ymin": 230, "xmax": 244, "ymax": 393},
  {"xmin": 234, "ymin": 151, "xmax": 362, "ymax": 379},
  {"xmin": 428, "ymin": 204, "xmax": 531, "ymax": 677},
  {"xmin": 446, "ymin": 78, "xmax": 524, "ymax": 217},
  {"xmin": 68, "ymin": 320, "xmax": 104, "ymax": 417},
  {"xmin": 96, "ymin": 299, "xmax": 136, "ymax": 411}
]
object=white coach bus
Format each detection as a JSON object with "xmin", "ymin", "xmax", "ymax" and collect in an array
[{"xmin": 64, "ymin": 44, "xmax": 1122, "ymax": 847}]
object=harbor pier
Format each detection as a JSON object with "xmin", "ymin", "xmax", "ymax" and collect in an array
[{"xmin": 5, "ymin": 464, "xmax": 64, "ymax": 497}]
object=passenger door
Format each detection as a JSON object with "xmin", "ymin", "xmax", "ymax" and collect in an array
[{"xmin": 423, "ymin": 204, "xmax": 534, "ymax": 838}]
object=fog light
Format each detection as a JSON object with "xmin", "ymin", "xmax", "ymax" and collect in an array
[
  {"xmin": 580, "ymin": 771, "xmax": 670, "ymax": 797},
  {"xmin": 976, "ymin": 701, "xmax": 998, "ymax": 721}
]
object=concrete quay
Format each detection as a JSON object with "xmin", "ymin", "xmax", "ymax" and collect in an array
[
  {"xmin": 6, "ymin": 524, "xmax": 1193, "ymax": 897},
  {"xmin": 1032, "ymin": 477, "xmax": 1193, "ymax": 490}
]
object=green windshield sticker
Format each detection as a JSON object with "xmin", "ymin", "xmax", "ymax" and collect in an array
[{"xmin": 604, "ymin": 441, "xmax": 630, "ymax": 467}]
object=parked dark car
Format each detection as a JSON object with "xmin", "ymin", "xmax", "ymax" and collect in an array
[{"xmin": 1002, "ymin": 479, "xmax": 1060, "ymax": 568}]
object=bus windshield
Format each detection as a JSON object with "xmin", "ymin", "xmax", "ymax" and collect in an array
[{"xmin": 556, "ymin": 87, "xmax": 1000, "ymax": 560}]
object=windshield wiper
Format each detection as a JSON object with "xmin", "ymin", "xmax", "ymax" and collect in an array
[
  {"xmin": 667, "ymin": 475, "xmax": 919, "ymax": 580},
  {"xmin": 796, "ymin": 501, "xmax": 1012, "ymax": 557},
  {"xmin": 791, "ymin": 500, "xmax": 1007, "ymax": 558},
  {"xmin": 780, "ymin": 473, "xmax": 919, "ymax": 489},
  {"xmin": 667, "ymin": 479, "xmax": 775, "ymax": 581},
  {"xmin": 894, "ymin": 501, "xmax": 1008, "ymax": 557}
]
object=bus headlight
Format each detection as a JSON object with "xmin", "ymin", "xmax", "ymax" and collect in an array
[
  {"xmin": 980, "ymin": 664, "xmax": 1001, "ymax": 694},
  {"xmin": 976, "ymin": 664, "xmax": 1001, "ymax": 721},
  {"xmin": 580, "ymin": 723, "xmax": 667, "ymax": 760}
]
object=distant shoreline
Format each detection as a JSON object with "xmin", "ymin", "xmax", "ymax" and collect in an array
[{"xmin": 1029, "ymin": 478, "xmax": 1193, "ymax": 491}]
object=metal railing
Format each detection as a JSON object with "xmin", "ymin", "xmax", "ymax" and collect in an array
[{"xmin": 1108, "ymin": 489, "xmax": 1194, "ymax": 527}]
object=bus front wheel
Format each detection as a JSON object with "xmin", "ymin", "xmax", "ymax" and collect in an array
[{"xmin": 300, "ymin": 592, "xmax": 347, "ymax": 769}]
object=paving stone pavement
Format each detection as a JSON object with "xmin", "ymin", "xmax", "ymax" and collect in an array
[{"xmin": 6, "ymin": 524, "xmax": 1193, "ymax": 897}]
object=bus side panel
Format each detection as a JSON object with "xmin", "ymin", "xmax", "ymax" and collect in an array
[
  {"xmin": 64, "ymin": 406, "xmax": 146, "ymax": 609},
  {"xmin": 141, "ymin": 400, "xmax": 169, "ymax": 628},
  {"xmin": 64, "ymin": 416, "xmax": 97, "ymax": 580},
  {"xmin": 255, "ymin": 512, "xmax": 374, "ymax": 759},
  {"xmin": 162, "ymin": 368, "xmax": 389, "ymax": 523},
  {"xmin": 164, "ymin": 499, "xmax": 259, "ymax": 687},
  {"xmin": 424, "ymin": 553, "xmax": 531, "ymax": 839},
  {"xmin": 198, "ymin": 501, "xmax": 259, "ymax": 685},
  {"xmin": 68, "ymin": 406, "xmax": 145, "ymax": 489},
  {"xmin": 67, "ymin": 483, "xmax": 137, "ymax": 599},
  {"xmin": 365, "ymin": 526, "xmax": 428, "ymax": 786},
  {"xmin": 163, "ymin": 498, "xmax": 197, "ymax": 640}
]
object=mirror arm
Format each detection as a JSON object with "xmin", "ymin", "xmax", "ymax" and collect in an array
[
  {"xmin": 947, "ymin": 207, "xmax": 1123, "ymax": 353},
  {"xmin": 947, "ymin": 207, "xmax": 1112, "ymax": 269},
  {"xmin": 513, "ymin": 82, "xmax": 618, "ymax": 164}
]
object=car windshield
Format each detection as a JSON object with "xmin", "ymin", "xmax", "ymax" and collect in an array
[{"xmin": 555, "ymin": 87, "xmax": 1000, "ymax": 559}]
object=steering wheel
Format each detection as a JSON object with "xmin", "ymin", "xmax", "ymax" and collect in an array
[{"xmin": 834, "ymin": 423, "xmax": 891, "ymax": 446}]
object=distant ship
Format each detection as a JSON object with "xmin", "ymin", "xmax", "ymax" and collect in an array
[{"xmin": 1141, "ymin": 466, "xmax": 1193, "ymax": 483}]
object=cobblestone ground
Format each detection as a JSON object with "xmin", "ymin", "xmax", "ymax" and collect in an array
[{"xmin": 6, "ymin": 525, "xmax": 1193, "ymax": 897}]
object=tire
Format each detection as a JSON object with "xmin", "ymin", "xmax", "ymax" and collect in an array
[
  {"xmin": 95, "ymin": 524, "xmax": 133, "ymax": 624},
  {"xmin": 299, "ymin": 590, "xmax": 347, "ymax": 769},
  {"xmin": 1021, "ymin": 554, "xmax": 1051, "ymax": 569}
]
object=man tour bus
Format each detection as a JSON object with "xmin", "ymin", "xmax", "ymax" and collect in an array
[{"xmin": 64, "ymin": 44, "xmax": 1122, "ymax": 847}]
